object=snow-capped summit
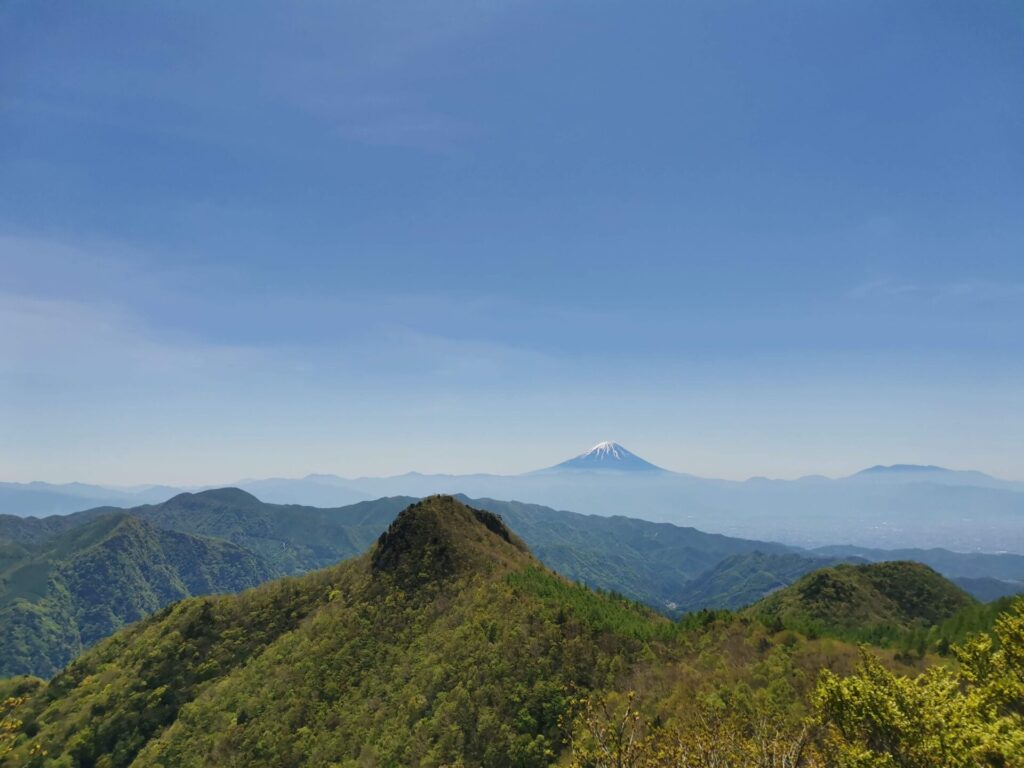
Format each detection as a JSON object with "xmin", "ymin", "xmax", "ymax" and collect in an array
[
  {"xmin": 542, "ymin": 441, "xmax": 667, "ymax": 473},
  {"xmin": 587, "ymin": 441, "xmax": 627, "ymax": 459}
]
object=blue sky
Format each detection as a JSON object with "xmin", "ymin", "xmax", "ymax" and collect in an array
[{"xmin": 2, "ymin": 1, "xmax": 1023, "ymax": 484}]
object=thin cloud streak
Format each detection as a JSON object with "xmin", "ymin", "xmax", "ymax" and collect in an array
[{"xmin": 850, "ymin": 279, "xmax": 1024, "ymax": 302}]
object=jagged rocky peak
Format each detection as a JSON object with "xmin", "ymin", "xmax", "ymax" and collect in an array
[{"xmin": 371, "ymin": 495, "xmax": 530, "ymax": 583}]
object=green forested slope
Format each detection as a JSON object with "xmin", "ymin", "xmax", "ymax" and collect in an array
[
  {"xmin": 0, "ymin": 513, "xmax": 273, "ymax": 678},
  {"xmin": 1, "ymin": 491, "xmax": 409, "ymax": 580},
  {"xmin": 2, "ymin": 489, "xmax": 797, "ymax": 622},
  {"xmin": 456, "ymin": 496, "xmax": 793, "ymax": 609},
  {"xmin": 750, "ymin": 560, "xmax": 976, "ymax": 644},
  {"xmin": 673, "ymin": 551, "xmax": 856, "ymax": 610},
  {"xmin": 128, "ymin": 489, "xmax": 404, "ymax": 575},
  {"xmin": 91, "ymin": 490, "xmax": 796, "ymax": 605},
  {"xmin": 5, "ymin": 496, "xmax": 671, "ymax": 767},
  {"xmin": 4, "ymin": 489, "xmax": 1014, "ymax": 682},
  {"xmin": 0, "ymin": 490, "xmax": 800, "ymax": 680},
  {"xmin": 2, "ymin": 497, "xmax": 1021, "ymax": 768}
]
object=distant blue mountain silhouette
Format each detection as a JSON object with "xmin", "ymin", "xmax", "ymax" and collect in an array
[{"xmin": 544, "ymin": 441, "xmax": 667, "ymax": 472}]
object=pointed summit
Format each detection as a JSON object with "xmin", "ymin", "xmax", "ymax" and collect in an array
[
  {"xmin": 371, "ymin": 495, "xmax": 530, "ymax": 585},
  {"xmin": 542, "ymin": 441, "xmax": 668, "ymax": 473}
]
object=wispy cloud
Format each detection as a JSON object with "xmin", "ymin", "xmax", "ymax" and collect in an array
[
  {"xmin": 0, "ymin": 288, "xmax": 566, "ymax": 399},
  {"xmin": 850, "ymin": 279, "xmax": 1024, "ymax": 303},
  {"xmin": 0, "ymin": 293, "xmax": 261, "ymax": 380}
]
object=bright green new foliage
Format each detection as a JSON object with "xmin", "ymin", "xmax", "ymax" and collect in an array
[{"xmin": 816, "ymin": 599, "xmax": 1024, "ymax": 767}]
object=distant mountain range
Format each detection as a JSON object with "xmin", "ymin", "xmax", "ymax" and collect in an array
[{"xmin": 3, "ymin": 442, "xmax": 1023, "ymax": 551}]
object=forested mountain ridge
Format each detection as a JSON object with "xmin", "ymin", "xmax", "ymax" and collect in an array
[
  {"xmin": 811, "ymin": 542, "xmax": 1024, "ymax": 581},
  {"xmin": 9, "ymin": 491, "xmax": 1020, "ymax": 610},
  {"xmin": 2, "ymin": 496, "xmax": 1021, "ymax": 767},
  {"xmin": 750, "ymin": 560, "xmax": 976, "ymax": 644},
  {"xmin": 3, "ymin": 489, "xmax": 1020, "ymax": 679},
  {"xmin": 3, "ymin": 489, "xmax": 409, "ymax": 583},
  {"xmin": 126, "ymin": 489, "xmax": 402, "ymax": 575},
  {"xmin": 0, "ymin": 512, "xmax": 274, "ymax": 678},
  {"xmin": 673, "ymin": 551, "xmax": 859, "ymax": 611},
  {"xmin": 1, "ymin": 496, "xmax": 675, "ymax": 767},
  {"xmin": 449, "ymin": 495, "xmax": 793, "ymax": 606},
  {"xmin": 0, "ymin": 489, "xmax": 797, "ymax": 617}
]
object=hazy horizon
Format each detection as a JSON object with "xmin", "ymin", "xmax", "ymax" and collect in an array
[
  {"xmin": 4, "ymin": 441, "xmax": 1023, "ymax": 488},
  {"xmin": 3, "ymin": 2, "xmax": 1022, "ymax": 485}
]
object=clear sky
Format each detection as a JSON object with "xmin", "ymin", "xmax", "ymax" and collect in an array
[{"xmin": 2, "ymin": 1, "xmax": 1023, "ymax": 484}]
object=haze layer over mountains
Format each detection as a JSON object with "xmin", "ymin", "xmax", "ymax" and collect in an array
[{"xmin": 3, "ymin": 442, "xmax": 1022, "ymax": 552}]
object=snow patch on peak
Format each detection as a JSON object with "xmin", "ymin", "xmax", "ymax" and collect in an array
[
  {"xmin": 583, "ymin": 441, "xmax": 628, "ymax": 459},
  {"xmin": 540, "ymin": 441, "xmax": 667, "ymax": 473}
]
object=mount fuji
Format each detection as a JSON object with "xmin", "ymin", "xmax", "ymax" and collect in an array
[{"xmin": 542, "ymin": 441, "xmax": 668, "ymax": 473}]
